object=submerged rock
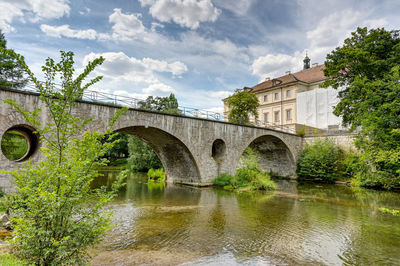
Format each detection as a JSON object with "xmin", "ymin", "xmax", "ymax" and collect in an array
[
  {"xmin": 4, "ymin": 221, "xmax": 12, "ymax": 231},
  {"xmin": 0, "ymin": 214, "xmax": 8, "ymax": 223}
]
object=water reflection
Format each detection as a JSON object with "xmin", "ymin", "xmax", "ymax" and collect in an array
[{"xmin": 92, "ymin": 171, "xmax": 400, "ymax": 265}]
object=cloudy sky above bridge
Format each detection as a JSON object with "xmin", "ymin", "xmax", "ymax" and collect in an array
[{"xmin": 1, "ymin": 0, "xmax": 400, "ymax": 112}]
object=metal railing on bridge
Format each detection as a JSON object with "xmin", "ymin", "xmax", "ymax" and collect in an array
[{"xmin": 19, "ymin": 84, "xmax": 296, "ymax": 134}]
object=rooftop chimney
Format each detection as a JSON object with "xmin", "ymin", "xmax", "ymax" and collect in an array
[
  {"xmin": 285, "ymin": 70, "xmax": 291, "ymax": 75},
  {"xmin": 312, "ymin": 63, "xmax": 318, "ymax": 68},
  {"xmin": 265, "ymin": 77, "xmax": 270, "ymax": 81}
]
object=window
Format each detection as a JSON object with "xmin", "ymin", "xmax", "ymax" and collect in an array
[
  {"xmin": 274, "ymin": 111, "xmax": 280, "ymax": 122},
  {"xmin": 264, "ymin": 95, "xmax": 268, "ymax": 102},
  {"xmin": 264, "ymin": 113, "xmax": 269, "ymax": 123},
  {"xmin": 286, "ymin": 109, "xmax": 292, "ymax": 120},
  {"xmin": 286, "ymin": 90, "xmax": 291, "ymax": 98},
  {"xmin": 274, "ymin": 92, "xmax": 279, "ymax": 100}
]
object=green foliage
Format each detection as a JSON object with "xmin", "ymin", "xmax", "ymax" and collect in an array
[
  {"xmin": 147, "ymin": 168, "xmax": 165, "ymax": 181},
  {"xmin": 0, "ymin": 30, "xmax": 28, "ymax": 89},
  {"xmin": 322, "ymin": 27, "xmax": 400, "ymax": 190},
  {"xmin": 138, "ymin": 93, "xmax": 179, "ymax": 114},
  {"xmin": 0, "ymin": 131, "xmax": 29, "ymax": 161},
  {"xmin": 227, "ymin": 88, "xmax": 259, "ymax": 125},
  {"xmin": 101, "ymin": 132, "xmax": 129, "ymax": 164},
  {"xmin": 1, "ymin": 50, "xmax": 127, "ymax": 265},
  {"xmin": 213, "ymin": 173, "xmax": 232, "ymax": 187},
  {"xmin": 213, "ymin": 148, "xmax": 276, "ymax": 191},
  {"xmin": 0, "ymin": 253, "xmax": 27, "ymax": 265},
  {"xmin": 127, "ymin": 136, "xmax": 162, "ymax": 172},
  {"xmin": 251, "ymin": 172, "xmax": 277, "ymax": 191},
  {"xmin": 340, "ymin": 150, "xmax": 364, "ymax": 180},
  {"xmin": 296, "ymin": 139, "xmax": 344, "ymax": 183},
  {"xmin": 297, "ymin": 127, "xmax": 305, "ymax": 137},
  {"xmin": 109, "ymin": 158, "xmax": 128, "ymax": 167},
  {"xmin": 379, "ymin": 207, "xmax": 400, "ymax": 216}
]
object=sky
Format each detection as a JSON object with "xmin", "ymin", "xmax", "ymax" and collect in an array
[{"xmin": 1, "ymin": 0, "xmax": 400, "ymax": 113}]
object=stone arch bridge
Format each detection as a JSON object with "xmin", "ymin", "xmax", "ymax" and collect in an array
[{"xmin": 0, "ymin": 88, "xmax": 304, "ymax": 192}]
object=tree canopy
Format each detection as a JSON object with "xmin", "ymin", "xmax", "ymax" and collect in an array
[
  {"xmin": 321, "ymin": 27, "xmax": 400, "ymax": 189},
  {"xmin": 321, "ymin": 27, "xmax": 400, "ymax": 128},
  {"xmin": 138, "ymin": 93, "xmax": 179, "ymax": 114},
  {"xmin": 226, "ymin": 88, "xmax": 259, "ymax": 125},
  {"xmin": 0, "ymin": 30, "xmax": 27, "ymax": 89}
]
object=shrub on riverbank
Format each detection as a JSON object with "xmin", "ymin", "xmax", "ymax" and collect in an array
[
  {"xmin": 296, "ymin": 139, "xmax": 344, "ymax": 183},
  {"xmin": 296, "ymin": 139, "xmax": 368, "ymax": 184},
  {"xmin": 147, "ymin": 168, "xmax": 165, "ymax": 182},
  {"xmin": 213, "ymin": 148, "xmax": 276, "ymax": 191}
]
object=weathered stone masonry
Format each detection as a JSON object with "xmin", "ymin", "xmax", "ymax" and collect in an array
[{"xmin": 0, "ymin": 88, "xmax": 304, "ymax": 192}]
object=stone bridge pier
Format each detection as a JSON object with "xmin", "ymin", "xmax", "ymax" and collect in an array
[{"xmin": 0, "ymin": 89, "xmax": 304, "ymax": 191}]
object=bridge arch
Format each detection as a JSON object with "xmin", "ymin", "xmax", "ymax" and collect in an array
[
  {"xmin": 117, "ymin": 126, "xmax": 201, "ymax": 184},
  {"xmin": 237, "ymin": 134, "xmax": 296, "ymax": 178}
]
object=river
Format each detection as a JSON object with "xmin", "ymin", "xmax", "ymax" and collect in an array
[{"xmin": 91, "ymin": 171, "xmax": 400, "ymax": 265}]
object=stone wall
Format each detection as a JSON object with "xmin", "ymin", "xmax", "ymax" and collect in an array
[{"xmin": 304, "ymin": 133, "xmax": 356, "ymax": 151}]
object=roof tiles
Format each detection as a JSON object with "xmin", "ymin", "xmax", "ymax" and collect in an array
[{"xmin": 249, "ymin": 65, "xmax": 326, "ymax": 93}]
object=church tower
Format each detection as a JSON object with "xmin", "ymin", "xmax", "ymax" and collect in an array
[{"xmin": 303, "ymin": 52, "xmax": 310, "ymax": 70}]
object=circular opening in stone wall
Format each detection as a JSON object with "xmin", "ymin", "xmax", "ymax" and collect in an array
[
  {"xmin": 1, "ymin": 125, "xmax": 39, "ymax": 162},
  {"xmin": 212, "ymin": 139, "xmax": 226, "ymax": 160}
]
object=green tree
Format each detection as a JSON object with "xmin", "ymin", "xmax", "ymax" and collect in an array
[
  {"xmin": 127, "ymin": 136, "xmax": 162, "ymax": 172},
  {"xmin": 226, "ymin": 88, "xmax": 259, "ymax": 124},
  {"xmin": 138, "ymin": 93, "xmax": 179, "ymax": 114},
  {"xmin": 321, "ymin": 27, "xmax": 400, "ymax": 189},
  {"xmin": 0, "ymin": 30, "xmax": 27, "ymax": 89},
  {"xmin": 1, "ymin": 50, "xmax": 126, "ymax": 264},
  {"xmin": 102, "ymin": 132, "xmax": 129, "ymax": 162}
]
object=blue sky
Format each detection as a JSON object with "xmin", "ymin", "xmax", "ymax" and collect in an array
[{"xmin": 1, "ymin": 0, "xmax": 400, "ymax": 113}]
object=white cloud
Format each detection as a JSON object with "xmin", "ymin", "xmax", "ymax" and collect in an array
[
  {"xmin": 142, "ymin": 83, "xmax": 175, "ymax": 95},
  {"xmin": 252, "ymin": 53, "xmax": 301, "ymax": 79},
  {"xmin": 151, "ymin": 22, "xmax": 164, "ymax": 31},
  {"xmin": 40, "ymin": 8, "xmax": 159, "ymax": 42},
  {"xmin": 363, "ymin": 18, "xmax": 388, "ymax": 28},
  {"xmin": 28, "ymin": 0, "xmax": 70, "ymax": 21},
  {"xmin": 213, "ymin": 0, "xmax": 254, "ymax": 16},
  {"xmin": 210, "ymin": 90, "xmax": 231, "ymax": 99},
  {"xmin": 0, "ymin": 0, "xmax": 70, "ymax": 33},
  {"xmin": 306, "ymin": 10, "xmax": 361, "ymax": 51},
  {"xmin": 142, "ymin": 58, "xmax": 188, "ymax": 75},
  {"xmin": 82, "ymin": 52, "xmax": 187, "ymax": 97},
  {"xmin": 79, "ymin": 7, "xmax": 91, "ymax": 15},
  {"xmin": 139, "ymin": 0, "xmax": 221, "ymax": 29},
  {"xmin": 40, "ymin": 24, "xmax": 97, "ymax": 40},
  {"xmin": 109, "ymin": 8, "xmax": 145, "ymax": 40}
]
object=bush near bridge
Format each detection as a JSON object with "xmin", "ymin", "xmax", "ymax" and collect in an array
[
  {"xmin": 214, "ymin": 148, "xmax": 276, "ymax": 191},
  {"xmin": 296, "ymin": 139, "xmax": 363, "ymax": 183}
]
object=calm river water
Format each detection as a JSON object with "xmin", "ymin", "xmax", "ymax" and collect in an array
[{"xmin": 91, "ymin": 171, "xmax": 400, "ymax": 265}]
